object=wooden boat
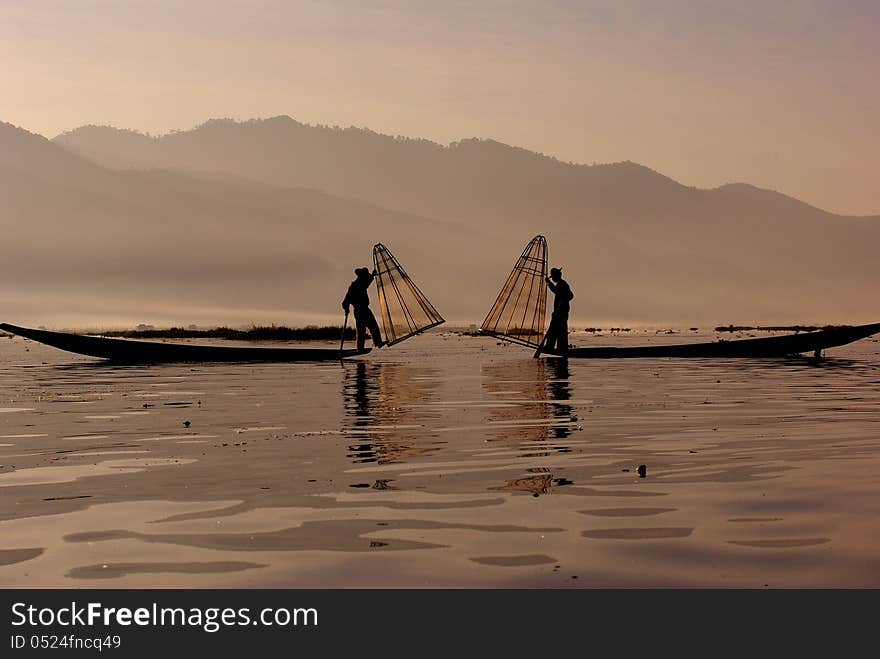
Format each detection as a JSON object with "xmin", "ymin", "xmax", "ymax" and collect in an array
[
  {"xmin": 0, "ymin": 323, "xmax": 368, "ymax": 363},
  {"xmin": 541, "ymin": 323, "xmax": 880, "ymax": 359},
  {"xmin": 480, "ymin": 237, "xmax": 879, "ymax": 360}
]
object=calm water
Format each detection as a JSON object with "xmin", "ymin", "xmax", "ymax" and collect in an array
[{"xmin": 1, "ymin": 330, "xmax": 879, "ymax": 587}]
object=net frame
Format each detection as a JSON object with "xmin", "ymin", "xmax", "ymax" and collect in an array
[
  {"xmin": 372, "ymin": 243, "xmax": 445, "ymax": 347},
  {"xmin": 479, "ymin": 235, "xmax": 548, "ymax": 348}
]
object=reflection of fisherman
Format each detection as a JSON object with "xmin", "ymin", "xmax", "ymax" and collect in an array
[
  {"xmin": 343, "ymin": 267, "xmax": 385, "ymax": 352},
  {"xmin": 547, "ymin": 358, "xmax": 575, "ymax": 440},
  {"xmin": 542, "ymin": 267, "xmax": 573, "ymax": 357}
]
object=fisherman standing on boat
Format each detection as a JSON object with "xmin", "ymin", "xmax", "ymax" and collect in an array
[
  {"xmin": 540, "ymin": 267, "xmax": 573, "ymax": 357},
  {"xmin": 343, "ymin": 267, "xmax": 385, "ymax": 352}
]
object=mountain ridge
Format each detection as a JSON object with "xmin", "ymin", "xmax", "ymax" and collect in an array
[
  {"xmin": 2, "ymin": 118, "xmax": 877, "ymax": 327},
  {"xmin": 53, "ymin": 116, "xmax": 873, "ymax": 221}
]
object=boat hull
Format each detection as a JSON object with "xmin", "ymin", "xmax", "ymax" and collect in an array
[
  {"xmin": 0, "ymin": 324, "xmax": 368, "ymax": 363},
  {"xmin": 544, "ymin": 323, "xmax": 880, "ymax": 359}
]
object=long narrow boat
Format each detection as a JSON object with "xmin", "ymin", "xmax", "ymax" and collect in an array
[
  {"xmin": 542, "ymin": 323, "xmax": 880, "ymax": 359},
  {"xmin": 0, "ymin": 323, "xmax": 368, "ymax": 363}
]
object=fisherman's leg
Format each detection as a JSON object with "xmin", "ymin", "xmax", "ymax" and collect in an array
[
  {"xmin": 354, "ymin": 312, "xmax": 367, "ymax": 352},
  {"xmin": 558, "ymin": 316, "xmax": 569, "ymax": 356},
  {"xmin": 543, "ymin": 324, "xmax": 554, "ymax": 352},
  {"xmin": 546, "ymin": 316, "xmax": 561, "ymax": 353},
  {"xmin": 366, "ymin": 310, "xmax": 384, "ymax": 348}
]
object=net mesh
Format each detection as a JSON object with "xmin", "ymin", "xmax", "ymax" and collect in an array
[
  {"xmin": 480, "ymin": 235, "xmax": 548, "ymax": 348},
  {"xmin": 373, "ymin": 243, "xmax": 445, "ymax": 347}
]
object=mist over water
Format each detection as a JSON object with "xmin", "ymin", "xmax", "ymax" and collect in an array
[{"xmin": 2, "ymin": 119, "xmax": 878, "ymax": 330}]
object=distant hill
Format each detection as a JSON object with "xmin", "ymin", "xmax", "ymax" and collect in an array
[
  {"xmin": 1, "ymin": 121, "xmax": 486, "ymax": 327},
  {"xmin": 2, "ymin": 118, "xmax": 877, "ymax": 327},
  {"xmin": 54, "ymin": 117, "xmax": 876, "ymax": 230}
]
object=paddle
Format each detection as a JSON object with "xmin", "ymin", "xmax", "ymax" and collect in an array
[
  {"xmin": 339, "ymin": 310, "xmax": 349, "ymax": 357},
  {"xmin": 533, "ymin": 332, "xmax": 547, "ymax": 359}
]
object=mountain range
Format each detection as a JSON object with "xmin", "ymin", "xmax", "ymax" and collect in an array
[{"xmin": 2, "ymin": 116, "xmax": 877, "ymax": 327}]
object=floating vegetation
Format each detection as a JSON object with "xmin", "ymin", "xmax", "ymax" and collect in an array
[{"xmin": 715, "ymin": 324, "xmax": 847, "ymax": 333}]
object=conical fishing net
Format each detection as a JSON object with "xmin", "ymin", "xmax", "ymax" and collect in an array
[
  {"xmin": 480, "ymin": 235, "xmax": 548, "ymax": 348},
  {"xmin": 372, "ymin": 243, "xmax": 445, "ymax": 347}
]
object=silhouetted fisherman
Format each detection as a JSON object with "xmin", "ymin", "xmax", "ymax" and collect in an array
[
  {"xmin": 343, "ymin": 267, "xmax": 385, "ymax": 352},
  {"xmin": 540, "ymin": 267, "xmax": 573, "ymax": 357}
]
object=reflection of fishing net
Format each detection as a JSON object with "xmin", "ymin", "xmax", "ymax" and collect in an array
[
  {"xmin": 480, "ymin": 235, "xmax": 547, "ymax": 348},
  {"xmin": 481, "ymin": 359, "xmax": 550, "ymax": 442},
  {"xmin": 373, "ymin": 243, "xmax": 445, "ymax": 347}
]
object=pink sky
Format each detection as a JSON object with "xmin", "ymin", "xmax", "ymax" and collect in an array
[{"xmin": 3, "ymin": 0, "xmax": 878, "ymax": 215}]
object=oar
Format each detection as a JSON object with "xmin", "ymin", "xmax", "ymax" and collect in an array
[
  {"xmin": 533, "ymin": 328, "xmax": 549, "ymax": 359},
  {"xmin": 339, "ymin": 310, "xmax": 349, "ymax": 357}
]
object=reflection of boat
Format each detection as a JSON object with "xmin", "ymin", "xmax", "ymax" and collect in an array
[
  {"xmin": 0, "ymin": 323, "xmax": 367, "ymax": 362},
  {"xmin": 544, "ymin": 323, "xmax": 880, "ymax": 359}
]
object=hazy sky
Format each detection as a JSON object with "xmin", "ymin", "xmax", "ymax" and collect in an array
[{"xmin": 3, "ymin": 0, "xmax": 878, "ymax": 215}]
